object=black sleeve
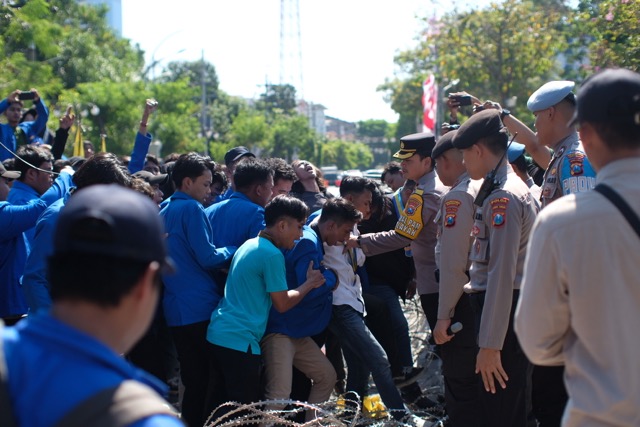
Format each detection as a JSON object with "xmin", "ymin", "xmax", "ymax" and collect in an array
[{"xmin": 51, "ymin": 127, "xmax": 70, "ymax": 160}]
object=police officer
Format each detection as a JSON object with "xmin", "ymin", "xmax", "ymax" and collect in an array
[
  {"xmin": 451, "ymin": 109, "xmax": 538, "ymax": 427},
  {"xmin": 348, "ymin": 132, "xmax": 447, "ymax": 341},
  {"xmin": 431, "ymin": 130, "xmax": 482, "ymax": 426}
]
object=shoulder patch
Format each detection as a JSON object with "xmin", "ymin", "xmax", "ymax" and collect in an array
[
  {"xmin": 490, "ymin": 197, "xmax": 509, "ymax": 227},
  {"xmin": 567, "ymin": 151, "xmax": 585, "ymax": 176},
  {"xmin": 444, "ymin": 199, "xmax": 462, "ymax": 227}
]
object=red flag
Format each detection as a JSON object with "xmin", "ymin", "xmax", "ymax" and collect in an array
[{"xmin": 422, "ymin": 74, "xmax": 438, "ymax": 133}]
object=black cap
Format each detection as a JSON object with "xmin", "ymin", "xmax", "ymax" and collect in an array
[
  {"xmin": 431, "ymin": 130, "xmax": 458, "ymax": 160},
  {"xmin": 224, "ymin": 146, "xmax": 255, "ymax": 167},
  {"xmin": 54, "ymin": 185, "xmax": 174, "ymax": 273},
  {"xmin": 68, "ymin": 156, "xmax": 86, "ymax": 171},
  {"xmin": 133, "ymin": 170, "xmax": 169, "ymax": 187},
  {"xmin": 0, "ymin": 162, "xmax": 20, "ymax": 179},
  {"xmin": 569, "ymin": 68, "xmax": 640, "ymax": 127},
  {"xmin": 393, "ymin": 132, "xmax": 436, "ymax": 159},
  {"xmin": 452, "ymin": 109, "xmax": 507, "ymax": 150}
]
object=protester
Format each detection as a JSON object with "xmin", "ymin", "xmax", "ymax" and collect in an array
[
  {"xmin": 206, "ymin": 195, "xmax": 325, "ymax": 423},
  {"xmin": 0, "ymin": 89, "xmax": 49, "ymax": 161},
  {"xmin": 1, "ymin": 184, "xmax": 183, "ymax": 426}
]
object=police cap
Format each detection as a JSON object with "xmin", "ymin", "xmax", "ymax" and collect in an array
[
  {"xmin": 393, "ymin": 132, "xmax": 436, "ymax": 160},
  {"xmin": 431, "ymin": 130, "xmax": 457, "ymax": 160},
  {"xmin": 452, "ymin": 109, "xmax": 506, "ymax": 150},
  {"xmin": 527, "ymin": 81, "xmax": 576, "ymax": 112},
  {"xmin": 568, "ymin": 68, "xmax": 640, "ymax": 128},
  {"xmin": 507, "ymin": 142, "xmax": 526, "ymax": 163}
]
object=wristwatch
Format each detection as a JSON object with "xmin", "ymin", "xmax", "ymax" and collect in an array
[{"xmin": 500, "ymin": 109, "xmax": 511, "ymax": 121}]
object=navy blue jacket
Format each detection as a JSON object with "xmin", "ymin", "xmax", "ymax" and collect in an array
[{"xmin": 265, "ymin": 225, "xmax": 337, "ymax": 338}]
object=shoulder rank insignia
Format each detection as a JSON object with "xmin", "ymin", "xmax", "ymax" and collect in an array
[
  {"xmin": 490, "ymin": 197, "xmax": 509, "ymax": 227},
  {"xmin": 444, "ymin": 199, "xmax": 462, "ymax": 228}
]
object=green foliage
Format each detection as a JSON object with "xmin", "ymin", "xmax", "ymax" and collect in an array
[
  {"xmin": 257, "ymin": 84, "xmax": 298, "ymax": 118},
  {"xmin": 321, "ymin": 140, "xmax": 374, "ymax": 170},
  {"xmin": 574, "ymin": 0, "xmax": 640, "ymax": 74}
]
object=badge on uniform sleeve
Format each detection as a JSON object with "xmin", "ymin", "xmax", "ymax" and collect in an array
[
  {"xmin": 490, "ymin": 197, "xmax": 509, "ymax": 227},
  {"xmin": 444, "ymin": 200, "xmax": 461, "ymax": 228},
  {"xmin": 567, "ymin": 152, "xmax": 585, "ymax": 176}
]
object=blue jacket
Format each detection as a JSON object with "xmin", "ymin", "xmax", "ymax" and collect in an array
[
  {"xmin": 127, "ymin": 132, "xmax": 153, "ymax": 174},
  {"xmin": 205, "ymin": 191, "xmax": 266, "ymax": 248},
  {"xmin": 160, "ymin": 191, "xmax": 237, "ymax": 327},
  {"xmin": 0, "ymin": 98, "xmax": 49, "ymax": 161},
  {"xmin": 2, "ymin": 314, "xmax": 182, "ymax": 426},
  {"xmin": 1, "ymin": 173, "xmax": 73, "ymax": 317},
  {"xmin": 7, "ymin": 180, "xmax": 41, "ymax": 244},
  {"xmin": 22, "ymin": 194, "xmax": 69, "ymax": 313},
  {"xmin": 265, "ymin": 225, "xmax": 337, "ymax": 338}
]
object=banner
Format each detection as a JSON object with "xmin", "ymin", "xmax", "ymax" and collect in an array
[
  {"xmin": 422, "ymin": 74, "xmax": 438, "ymax": 133},
  {"xmin": 73, "ymin": 121, "xmax": 84, "ymax": 158}
]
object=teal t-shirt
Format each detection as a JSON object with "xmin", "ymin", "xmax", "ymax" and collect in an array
[{"xmin": 207, "ymin": 235, "xmax": 288, "ymax": 354}]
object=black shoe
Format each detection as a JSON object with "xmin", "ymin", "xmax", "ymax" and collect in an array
[
  {"xmin": 334, "ymin": 379, "xmax": 346, "ymax": 395},
  {"xmin": 394, "ymin": 366, "xmax": 425, "ymax": 388}
]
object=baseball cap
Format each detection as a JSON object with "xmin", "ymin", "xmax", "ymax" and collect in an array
[
  {"xmin": 507, "ymin": 142, "xmax": 526, "ymax": 163},
  {"xmin": 133, "ymin": 170, "xmax": 169, "ymax": 187},
  {"xmin": 53, "ymin": 184, "xmax": 174, "ymax": 273},
  {"xmin": 393, "ymin": 132, "xmax": 436, "ymax": 159},
  {"xmin": 452, "ymin": 109, "xmax": 507, "ymax": 150},
  {"xmin": 0, "ymin": 162, "xmax": 20, "ymax": 180},
  {"xmin": 568, "ymin": 68, "xmax": 640, "ymax": 127},
  {"xmin": 224, "ymin": 146, "xmax": 255, "ymax": 167},
  {"xmin": 527, "ymin": 81, "xmax": 576, "ymax": 112}
]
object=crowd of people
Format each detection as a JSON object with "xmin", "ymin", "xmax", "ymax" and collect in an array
[{"xmin": 0, "ymin": 67, "xmax": 639, "ymax": 427}]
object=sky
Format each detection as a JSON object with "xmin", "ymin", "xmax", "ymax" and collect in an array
[{"xmin": 121, "ymin": 1, "xmax": 491, "ymax": 123}]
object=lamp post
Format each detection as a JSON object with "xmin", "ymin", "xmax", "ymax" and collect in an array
[{"xmin": 143, "ymin": 30, "xmax": 184, "ymax": 79}]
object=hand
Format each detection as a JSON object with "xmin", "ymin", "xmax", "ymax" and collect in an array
[
  {"xmin": 342, "ymin": 235, "xmax": 359, "ymax": 253},
  {"xmin": 144, "ymin": 98, "xmax": 158, "ymax": 115},
  {"xmin": 59, "ymin": 106, "xmax": 75, "ymax": 130},
  {"xmin": 30, "ymin": 88, "xmax": 41, "ymax": 102},
  {"xmin": 482, "ymin": 100, "xmax": 502, "ymax": 112},
  {"xmin": 8, "ymin": 90, "xmax": 20, "ymax": 103},
  {"xmin": 475, "ymin": 347, "xmax": 508, "ymax": 394},
  {"xmin": 406, "ymin": 278, "xmax": 417, "ymax": 299},
  {"xmin": 433, "ymin": 318, "xmax": 453, "ymax": 345},
  {"xmin": 306, "ymin": 261, "xmax": 326, "ymax": 288}
]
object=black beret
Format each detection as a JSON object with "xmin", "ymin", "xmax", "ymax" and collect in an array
[
  {"xmin": 431, "ymin": 130, "xmax": 457, "ymax": 160},
  {"xmin": 393, "ymin": 132, "xmax": 436, "ymax": 159},
  {"xmin": 452, "ymin": 109, "xmax": 506, "ymax": 150}
]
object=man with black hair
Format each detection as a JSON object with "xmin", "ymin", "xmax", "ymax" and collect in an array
[
  {"xmin": 8, "ymin": 146, "xmax": 54, "ymax": 208},
  {"xmin": 516, "ymin": 68, "xmax": 640, "ymax": 427},
  {"xmin": 346, "ymin": 132, "xmax": 447, "ymax": 368},
  {"xmin": 261, "ymin": 198, "xmax": 360, "ymax": 421},
  {"xmin": 160, "ymin": 152, "xmax": 237, "ymax": 427},
  {"xmin": 430, "ymin": 130, "xmax": 482, "ymax": 426},
  {"xmin": 205, "ymin": 157, "xmax": 274, "ymax": 250},
  {"xmin": 381, "ymin": 161, "xmax": 404, "ymax": 192},
  {"xmin": 451, "ymin": 109, "xmax": 538, "ymax": 427},
  {"xmin": 23, "ymin": 152, "xmax": 131, "ymax": 314},
  {"xmin": 0, "ymin": 89, "xmax": 49, "ymax": 161},
  {"xmin": 1, "ymin": 185, "xmax": 183, "ymax": 426},
  {"xmin": 265, "ymin": 156, "xmax": 297, "ymax": 198},
  {"xmin": 206, "ymin": 195, "xmax": 325, "ymax": 423}
]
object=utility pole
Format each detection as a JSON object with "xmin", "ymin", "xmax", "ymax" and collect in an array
[{"xmin": 200, "ymin": 49, "xmax": 209, "ymax": 157}]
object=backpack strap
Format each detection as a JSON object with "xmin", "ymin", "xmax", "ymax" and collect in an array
[
  {"xmin": 53, "ymin": 379, "xmax": 182, "ymax": 427},
  {"xmin": 594, "ymin": 184, "xmax": 640, "ymax": 239},
  {"xmin": 0, "ymin": 321, "xmax": 20, "ymax": 427}
]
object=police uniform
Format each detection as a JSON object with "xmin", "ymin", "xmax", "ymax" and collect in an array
[
  {"xmin": 357, "ymin": 132, "xmax": 447, "ymax": 333},
  {"xmin": 516, "ymin": 68, "xmax": 640, "ymax": 427},
  {"xmin": 452, "ymin": 110, "xmax": 539, "ymax": 427},
  {"xmin": 432, "ymin": 131, "xmax": 482, "ymax": 426},
  {"xmin": 527, "ymin": 81, "xmax": 596, "ymax": 208},
  {"xmin": 527, "ymin": 81, "xmax": 596, "ymax": 425}
]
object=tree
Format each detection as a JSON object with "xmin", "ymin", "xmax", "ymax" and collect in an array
[
  {"xmin": 158, "ymin": 59, "xmax": 220, "ymax": 103},
  {"xmin": 321, "ymin": 140, "xmax": 374, "ymax": 170},
  {"xmin": 257, "ymin": 84, "xmax": 298, "ymax": 118},
  {"xmin": 384, "ymin": 0, "xmax": 571, "ymax": 125},
  {"xmin": 573, "ymin": 0, "xmax": 640, "ymax": 74},
  {"xmin": 269, "ymin": 114, "xmax": 320, "ymax": 162}
]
